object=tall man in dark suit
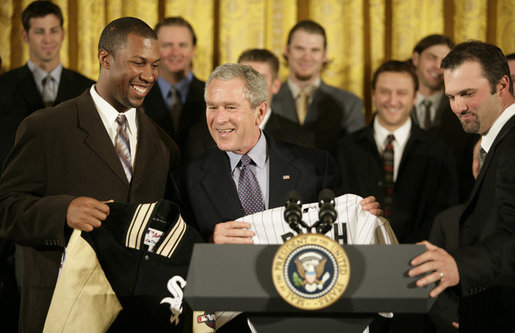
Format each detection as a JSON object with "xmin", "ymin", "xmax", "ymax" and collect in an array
[
  {"xmin": 0, "ymin": 17, "xmax": 181, "ymax": 333},
  {"xmin": 337, "ymin": 60, "xmax": 458, "ymax": 332},
  {"xmin": 0, "ymin": 0, "xmax": 94, "ymax": 167},
  {"xmin": 183, "ymin": 48, "xmax": 315, "ymax": 161},
  {"xmin": 271, "ymin": 20, "xmax": 364, "ymax": 156},
  {"xmin": 411, "ymin": 35, "xmax": 478, "ymax": 202},
  {"xmin": 142, "ymin": 17, "xmax": 206, "ymax": 153},
  {"xmin": 410, "ymin": 41, "xmax": 515, "ymax": 332}
]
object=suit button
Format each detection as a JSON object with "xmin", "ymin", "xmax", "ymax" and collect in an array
[{"xmin": 144, "ymin": 255, "xmax": 150, "ymax": 261}]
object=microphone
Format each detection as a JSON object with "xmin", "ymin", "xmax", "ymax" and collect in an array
[
  {"xmin": 316, "ymin": 189, "xmax": 337, "ymax": 234},
  {"xmin": 284, "ymin": 190, "xmax": 305, "ymax": 234}
]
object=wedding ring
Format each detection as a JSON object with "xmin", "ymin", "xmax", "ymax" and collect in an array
[{"xmin": 439, "ymin": 271, "xmax": 444, "ymax": 279}]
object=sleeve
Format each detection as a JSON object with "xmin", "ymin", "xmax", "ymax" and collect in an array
[
  {"xmin": 341, "ymin": 93, "xmax": 365, "ymax": 134},
  {"xmin": 0, "ymin": 117, "xmax": 74, "ymax": 247}
]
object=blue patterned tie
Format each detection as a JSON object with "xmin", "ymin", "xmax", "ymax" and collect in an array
[
  {"xmin": 237, "ymin": 154, "xmax": 265, "ymax": 215},
  {"xmin": 115, "ymin": 114, "xmax": 132, "ymax": 182}
]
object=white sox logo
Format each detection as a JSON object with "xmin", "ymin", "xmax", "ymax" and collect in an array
[{"xmin": 160, "ymin": 276, "xmax": 186, "ymax": 325}]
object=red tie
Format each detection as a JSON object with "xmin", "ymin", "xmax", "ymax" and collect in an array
[{"xmin": 383, "ymin": 134, "xmax": 395, "ymax": 218}]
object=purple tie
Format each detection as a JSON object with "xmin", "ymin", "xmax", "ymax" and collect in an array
[
  {"xmin": 383, "ymin": 134, "xmax": 395, "ymax": 218},
  {"xmin": 237, "ymin": 154, "xmax": 265, "ymax": 215}
]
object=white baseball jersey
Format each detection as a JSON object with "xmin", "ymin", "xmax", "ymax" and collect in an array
[{"xmin": 239, "ymin": 193, "xmax": 397, "ymax": 246}]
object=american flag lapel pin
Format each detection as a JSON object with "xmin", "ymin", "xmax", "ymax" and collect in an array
[{"xmin": 282, "ymin": 175, "xmax": 290, "ymax": 180}]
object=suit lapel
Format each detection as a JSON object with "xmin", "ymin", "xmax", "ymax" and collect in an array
[
  {"xmin": 131, "ymin": 111, "xmax": 160, "ymax": 187},
  {"xmin": 268, "ymin": 138, "xmax": 300, "ymax": 208},
  {"xmin": 76, "ymin": 91, "xmax": 129, "ymax": 185},
  {"xmin": 200, "ymin": 150, "xmax": 244, "ymax": 220},
  {"xmin": 464, "ymin": 116, "xmax": 515, "ymax": 207},
  {"xmin": 273, "ymin": 83, "xmax": 298, "ymax": 123},
  {"xmin": 18, "ymin": 65, "xmax": 45, "ymax": 114}
]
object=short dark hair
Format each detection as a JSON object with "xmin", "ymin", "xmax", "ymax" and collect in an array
[
  {"xmin": 441, "ymin": 41, "xmax": 513, "ymax": 95},
  {"xmin": 506, "ymin": 53, "xmax": 515, "ymax": 61},
  {"xmin": 413, "ymin": 34, "xmax": 455, "ymax": 55},
  {"xmin": 154, "ymin": 17, "xmax": 197, "ymax": 46},
  {"xmin": 238, "ymin": 49, "xmax": 279, "ymax": 78},
  {"xmin": 372, "ymin": 60, "xmax": 419, "ymax": 92},
  {"xmin": 22, "ymin": 1, "xmax": 63, "ymax": 31},
  {"xmin": 98, "ymin": 17, "xmax": 157, "ymax": 57},
  {"xmin": 287, "ymin": 20, "xmax": 327, "ymax": 48}
]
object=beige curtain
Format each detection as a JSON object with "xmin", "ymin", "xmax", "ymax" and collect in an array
[{"xmin": 1, "ymin": 0, "xmax": 514, "ymax": 118}]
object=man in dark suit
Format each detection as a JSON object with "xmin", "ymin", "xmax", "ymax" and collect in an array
[
  {"xmin": 271, "ymin": 20, "xmax": 364, "ymax": 156},
  {"xmin": 410, "ymin": 41, "xmax": 515, "ymax": 332},
  {"xmin": 0, "ymin": 17, "xmax": 181, "ymax": 333},
  {"xmin": 183, "ymin": 48, "xmax": 315, "ymax": 161},
  {"xmin": 337, "ymin": 60, "xmax": 458, "ymax": 333},
  {"xmin": 411, "ymin": 34, "xmax": 478, "ymax": 202},
  {"xmin": 142, "ymin": 17, "xmax": 206, "ymax": 153},
  {"xmin": 0, "ymin": 1, "xmax": 94, "ymax": 167}
]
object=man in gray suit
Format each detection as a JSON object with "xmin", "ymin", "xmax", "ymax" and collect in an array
[
  {"xmin": 271, "ymin": 20, "xmax": 364, "ymax": 156},
  {"xmin": 0, "ymin": 17, "xmax": 180, "ymax": 332}
]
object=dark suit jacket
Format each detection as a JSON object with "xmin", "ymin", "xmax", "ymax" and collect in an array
[
  {"xmin": 183, "ymin": 135, "xmax": 338, "ymax": 240},
  {"xmin": 142, "ymin": 75, "xmax": 206, "ymax": 153},
  {"xmin": 411, "ymin": 98, "xmax": 479, "ymax": 202},
  {"xmin": 182, "ymin": 111, "xmax": 316, "ymax": 163},
  {"xmin": 0, "ymin": 91, "xmax": 180, "ymax": 333},
  {"xmin": 0, "ymin": 64, "xmax": 94, "ymax": 167},
  {"xmin": 271, "ymin": 80, "xmax": 364, "ymax": 156},
  {"xmin": 336, "ymin": 123, "xmax": 459, "ymax": 243},
  {"xmin": 451, "ymin": 115, "xmax": 515, "ymax": 331}
]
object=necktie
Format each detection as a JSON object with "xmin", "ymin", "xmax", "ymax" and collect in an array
[
  {"xmin": 41, "ymin": 75, "xmax": 54, "ymax": 107},
  {"xmin": 169, "ymin": 86, "xmax": 182, "ymax": 133},
  {"xmin": 237, "ymin": 154, "xmax": 265, "ymax": 215},
  {"xmin": 383, "ymin": 134, "xmax": 395, "ymax": 218},
  {"xmin": 478, "ymin": 147, "xmax": 487, "ymax": 172},
  {"xmin": 422, "ymin": 100, "xmax": 432, "ymax": 130},
  {"xmin": 296, "ymin": 90, "xmax": 308, "ymax": 125},
  {"xmin": 115, "ymin": 114, "xmax": 132, "ymax": 182}
]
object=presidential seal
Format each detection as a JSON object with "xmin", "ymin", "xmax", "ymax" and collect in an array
[{"xmin": 272, "ymin": 233, "xmax": 350, "ymax": 310}]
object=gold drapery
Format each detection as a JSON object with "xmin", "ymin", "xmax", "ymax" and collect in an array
[{"xmin": 1, "ymin": 0, "xmax": 514, "ymax": 118}]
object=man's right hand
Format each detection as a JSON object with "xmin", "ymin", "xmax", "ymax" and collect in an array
[
  {"xmin": 211, "ymin": 221, "xmax": 255, "ymax": 244},
  {"xmin": 66, "ymin": 196, "xmax": 111, "ymax": 232}
]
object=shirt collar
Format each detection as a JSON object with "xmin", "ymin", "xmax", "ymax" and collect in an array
[
  {"xmin": 287, "ymin": 77, "xmax": 321, "ymax": 99},
  {"xmin": 27, "ymin": 60, "xmax": 63, "ymax": 87},
  {"xmin": 416, "ymin": 90, "xmax": 444, "ymax": 107},
  {"xmin": 481, "ymin": 102, "xmax": 515, "ymax": 153},
  {"xmin": 157, "ymin": 71, "xmax": 193, "ymax": 104},
  {"xmin": 373, "ymin": 116, "xmax": 412, "ymax": 148},
  {"xmin": 90, "ymin": 85, "xmax": 137, "ymax": 135},
  {"xmin": 227, "ymin": 130, "xmax": 268, "ymax": 173}
]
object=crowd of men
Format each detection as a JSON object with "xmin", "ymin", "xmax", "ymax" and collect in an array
[{"xmin": 0, "ymin": 1, "xmax": 514, "ymax": 332}]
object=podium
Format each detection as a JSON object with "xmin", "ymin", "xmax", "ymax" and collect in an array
[{"xmin": 184, "ymin": 244, "xmax": 435, "ymax": 332}]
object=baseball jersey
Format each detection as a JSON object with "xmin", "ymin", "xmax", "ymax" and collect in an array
[{"xmin": 44, "ymin": 200, "xmax": 205, "ymax": 332}]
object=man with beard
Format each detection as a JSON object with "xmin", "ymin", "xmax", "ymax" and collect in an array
[{"xmin": 410, "ymin": 41, "xmax": 515, "ymax": 332}]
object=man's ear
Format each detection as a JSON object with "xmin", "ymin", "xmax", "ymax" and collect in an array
[
  {"xmin": 271, "ymin": 77, "xmax": 282, "ymax": 96},
  {"xmin": 21, "ymin": 29, "xmax": 29, "ymax": 44},
  {"xmin": 98, "ymin": 49, "xmax": 111, "ymax": 69},
  {"xmin": 412, "ymin": 52, "xmax": 420, "ymax": 67},
  {"xmin": 497, "ymin": 75, "xmax": 511, "ymax": 97},
  {"xmin": 255, "ymin": 101, "xmax": 268, "ymax": 126}
]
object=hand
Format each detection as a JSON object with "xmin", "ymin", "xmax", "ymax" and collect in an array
[
  {"xmin": 211, "ymin": 221, "xmax": 255, "ymax": 244},
  {"xmin": 360, "ymin": 196, "xmax": 383, "ymax": 216},
  {"xmin": 409, "ymin": 241, "xmax": 460, "ymax": 298},
  {"xmin": 66, "ymin": 197, "xmax": 112, "ymax": 232}
]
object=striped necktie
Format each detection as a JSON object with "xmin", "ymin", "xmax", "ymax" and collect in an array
[
  {"xmin": 237, "ymin": 154, "xmax": 265, "ymax": 215},
  {"xmin": 41, "ymin": 75, "xmax": 55, "ymax": 107},
  {"xmin": 422, "ymin": 99, "xmax": 432, "ymax": 130},
  {"xmin": 115, "ymin": 114, "xmax": 132, "ymax": 182},
  {"xmin": 383, "ymin": 134, "xmax": 395, "ymax": 218}
]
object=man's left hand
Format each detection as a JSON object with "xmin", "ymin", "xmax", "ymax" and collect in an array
[
  {"xmin": 360, "ymin": 196, "xmax": 383, "ymax": 216},
  {"xmin": 409, "ymin": 241, "xmax": 460, "ymax": 298}
]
